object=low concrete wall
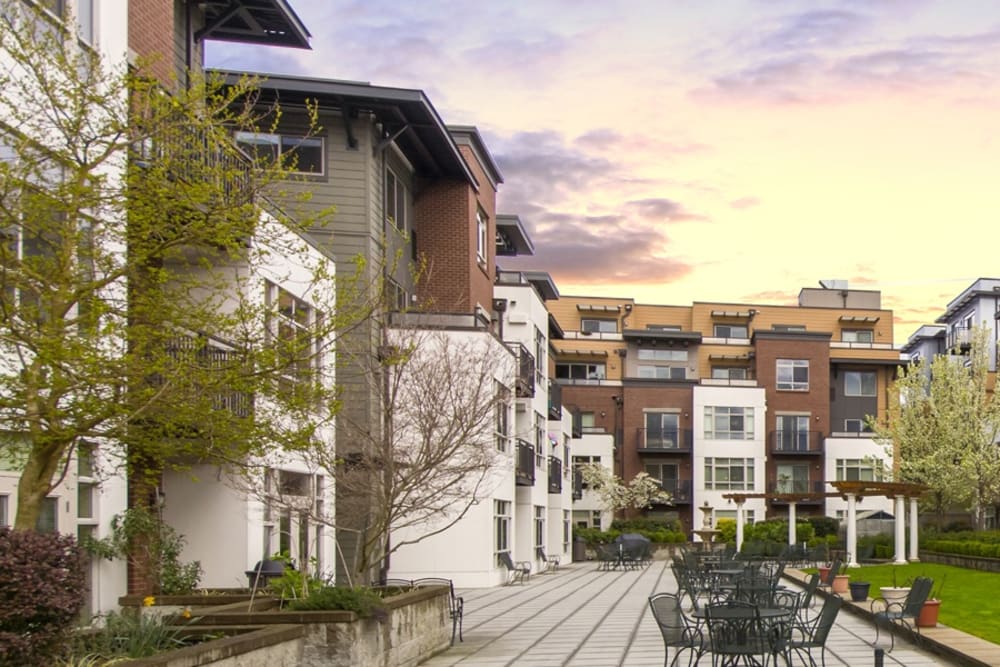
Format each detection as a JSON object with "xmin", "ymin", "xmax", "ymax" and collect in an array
[
  {"xmin": 125, "ymin": 625, "xmax": 305, "ymax": 667},
  {"xmin": 921, "ymin": 551, "xmax": 1000, "ymax": 573}
]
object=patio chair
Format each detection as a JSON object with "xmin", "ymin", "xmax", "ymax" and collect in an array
[
  {"xmin": 498, "ymin": 551, "xmax": 531, "ymax": 585},
  {"xmin": 413, "ymin": 577, "xmax": 464, "ymax": 645},
  {"xmin": 596, "ymin": 543, "xmax": 621, "ymax": 570},
  {"xmin": 777, "ymin": 593, "xmax": 842, "ymax": 667},
  {"xmin": 536, "ymin": 546, "xmax": 560, "ymax": 572},
  {"xmin": 797, "ymin": 572, "xmax": 822, "ymax": 620},
  {"xmin": 817, "ymin": 558, "xmax": 842, "ymax": 592},
  {"xmin": 648, "ymin": 592, "xmax": 704, "ymax": 667},
  {"xmin": 871, "ymin": 576, "xmax": 933, "ymax": 651}
]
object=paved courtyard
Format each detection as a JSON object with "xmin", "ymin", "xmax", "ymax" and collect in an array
[{"xmin": 422, "ymin": 560, "xmax": 958, "ymax": 666}]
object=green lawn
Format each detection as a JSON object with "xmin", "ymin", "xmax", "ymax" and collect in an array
[{"xmin": 806, "ymin": 562, "xmax": 999, "ymax": 644}]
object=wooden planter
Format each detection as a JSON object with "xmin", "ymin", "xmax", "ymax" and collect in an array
[{"xmin": 917, "ymin": 599, "xmax": 941, "ymax": 627}]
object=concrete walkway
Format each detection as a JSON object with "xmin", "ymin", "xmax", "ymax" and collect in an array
[{"xmin": 422, "ymin": 561, "xmax": 959, "ymax": 666}]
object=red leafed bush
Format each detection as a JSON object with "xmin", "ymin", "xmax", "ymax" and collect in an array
[{"xmin": 0, "ymin": 526, "xmax": 86, "ymax": 665}]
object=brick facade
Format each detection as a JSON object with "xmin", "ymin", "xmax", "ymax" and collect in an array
[{"xmin": 128, "ymin": 0, "xmax": 176, "ymax": 87}]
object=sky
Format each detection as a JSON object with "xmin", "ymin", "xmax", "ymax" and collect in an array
[{"xmin": 207, "ymin": 1, "xmax": 1000, "ymax": 341}]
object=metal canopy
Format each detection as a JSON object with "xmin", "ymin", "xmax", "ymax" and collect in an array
[{"xmin": 198, "ymin": 1, "xmax": 311, "ymax": 49}]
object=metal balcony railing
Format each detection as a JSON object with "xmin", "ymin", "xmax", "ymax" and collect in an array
[
  {"xmin": 656, "ymin": 479, "xmax": 692, "ymax": 504},
  {"xmin": 767, "ymin": 479, "xmax": 827, "ymax": 503},
  {"xmin": 636, "ymin": 428, "xmax": 692, "ymax": 453},
  {"xmin": 572, "ymin": 467, "xmax": 583, "ymax": 500},
  {"xmin": 548, "ymin": 379, "xmax": 562, "ymax": 420},
  {"xmin": 947, "ymin": 326, "xmax": 972, "ymax": 352},
  {"xmin": 516, "ymin": 439, "xmax": 535, "ymax": 486},
  {"xmin": 768, "ymin": 430, "xmax": 823, "ymax": 454},
  {"xmin": 507, "ymin": 342, "xmax": 536, "ymax": 398},
  {"xmin": 159, "ymin": 334, "xmax": 253, "ymax": 418},
  {"xmin": 548, "ymin": 457, "xmax": 562, "ymax": 493}
]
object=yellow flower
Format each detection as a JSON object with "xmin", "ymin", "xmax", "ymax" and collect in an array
[
  {"xmin": 181, "ymin": 608, "xmax": 192, "ymax": 619},
  {"xmin": 143, "ymin": 596, "xmax": 156, "ymax": 607}
]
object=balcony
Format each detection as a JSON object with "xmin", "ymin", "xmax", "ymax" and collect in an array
[
  {"xmin": 548, "ymin": 457, "xmax": 562, "ymax": 493},
  {"xmin": 768, "ymin": 430, "xmax": 823, "ymax": 455},
  {"xmin": 548, "ymin": 380, "xmax": 562, "ymax": 420},
  {"xmin": 388, "ymin": 310, "xmax": 490, "ymax": 330},
  {"xmin": 767, "ymin": 479, "xmax": 827, "ymax": 504},
  {"xmin": 507, "ymin": 343, "xmax": 536, "ymax": 398},
  {"xmin": 158, "ymin": 334, "xmax": 253, "ymax": 418},
  {"xmin": 656, "ymin": 479, "xmax": 693, "ymax": 504},
  {"xmin": 572, "ymin": 467, "xmax": 583, "ymax": 500},
  {"xmin": 636, "ymin": 428, "xmax": 692, "ymax": 454},
  {"xmin": 516, "ymin": 439, "xmax": 535, "ymax": 486},
  {"xmin": 948, "ymin": 326, "xmax": 972, "ymax": 353},
  {"xmin": 571, "ymin": 409, "xmax": 582, "ymax": 438}
]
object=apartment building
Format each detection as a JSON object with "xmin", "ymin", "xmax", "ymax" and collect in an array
[
  {"xmin": 551, "ymin": 282, "xmax": 901, "ymax": 535},
  {"xmin": 903, "ymin": 278, "xmax": 1000, "ymax": 371}
]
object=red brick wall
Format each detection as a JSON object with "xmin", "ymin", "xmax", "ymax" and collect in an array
[
  {"xmin": 457, "ymin": 145, "xmax": 496, "ymax": 313},
  {"xmin": 128, "ymin": 0, "xmax": 176, "ymax": 88},
  {"xmin": 414, "ymin": 179, "xmax": 473, "ymax": 311}
]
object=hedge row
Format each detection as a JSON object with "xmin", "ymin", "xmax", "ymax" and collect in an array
[{"xmin": 923, "ymin": 539, "xmax": 1000, "ymax": 559}]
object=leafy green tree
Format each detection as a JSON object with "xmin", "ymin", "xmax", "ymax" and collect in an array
[
  {"xmin": 870, "ymin": 325, "xmax": 1000, "ymax": 529},
  {"xmin": 0, "ymin": 2, "xmax": 351, "ymax": 530}
]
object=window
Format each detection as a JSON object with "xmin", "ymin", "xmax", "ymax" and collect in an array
[
  {"xmin": 776, "ymin": 359, "xmax": 809, "ymax": 391},
  {"xmin": 534, "ymin": 506, "xmax": 545, "ymax": 550},
  {"xmin": 495, "ymin": 382, "xmax": 510, "ymax": 452},
  {"xmin": 775, "ymin": 414, "xmax": 810, "ymax": 451},
  {"xmin": 534, "ymin": 326, "xmax": 546, "ymax": 384},
  {"xmin": 36, "ymin": 497, "xmax": 58, "ymax": 533},
  {"xmin": 385, "ymin": 279, "xmax": 407, "ymax": 312},
  {"xmin": 580, "ymin": 412, "xmax": 596, "ymax": 431},
  {"xmin": 563, "ymin": 510, "xmax": 571, "ymax": 552},
  {"xmin": 0, "ymin": 495, "xmax": 7, "ymax": 527},
  {"xmin": 716, "ymin": 509, "xmax": 755, "ymax": 524},
  {"xmin": 712, "ymin": 367, "xmax": 748, "ymax": 380},
  {"xmin": 637, "ymin": 349, "xmax": 687, "ymax": 362},
  {"xmin": 705, "ymin": 458, "xmax": 755, "ymax": 490},
  {"xmin": 476, "ymin": 208, "xmax": 488, "ymax": 263},
  {"xmin": 645, "ymin": 463, "xmax": 678, "ymax": 492},
  {"xmin": 714, "ymin": 324, "xmax": 748, "ymax": 338},
  {"xmin": 637, "ymin": 348, "xmax": 687, "ymax": 380},
  {"xmin": 844, "ymin": 418, "xmax": 872, "ymax": 433},
  {"xmin": 384, "ymin": 168, "xmax": 410, "ymax": 231},
  {"xmin": 772, "ymin": 324, "xmax": 806, "ymax": 332},
  {"xmin": 704, "ymin": 406, "xmax": 754, "ymax": 440},
  {"xmin": 638, "ymin": 365, "xmax": 687, "ymax": 380},
  {"xmin": 555, "ymin": 362, "xmax": 606, "ymax": 381},
  {"xmin": 644, "ymin": 411, "xmax": 680, "ymax": 449},
  {"xmin": 581, "ymin": 318, "xmax": 617, "ymax": 334},
  {"xmin": 845, "ymin": 371, "xmax": 876, "ymax": 397},
  {"xmin": 573, "ymin": 456, "xmax": 600, "ymax": 488},
  {"xmin": 842, "ymin": 329, "xmax": 874, "ymax": 343},
  {"xmin": 266, "ymin": 283, "xmax": 323, "ymax": 392},
  {"xmin": 234, "ymin": 132, "xmax": 324, "ymax": 175},
  {"xmin": 836, "ymin": 458, "xmax": 882, "ymax": 482},
  {"xmin": 775, "ymin": 464, "xmax": 810, "ymax": 493},
  {"xmin": 75, "ymin": 0, "xmax": 94, "ymax": 43},
  {"xmin": 573, "ymin": 509, "xmax": 602, "ymax": 529}
]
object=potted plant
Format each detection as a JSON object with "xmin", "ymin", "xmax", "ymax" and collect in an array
[
  {"xmin": 848, "ymin": 579, "xmax": 871, "ymax": 602},
  {"xmin": 917, "ymin": 576, "xmax": 944, "ymax": 628},
  {"xmin": 879, "ymin": 566, "xmax": 910, "ymax": 606}
]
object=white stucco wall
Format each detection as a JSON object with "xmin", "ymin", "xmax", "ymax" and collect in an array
[{"xmin": 824, "ymin": 437, "xmax": 894, "ymax": 517}]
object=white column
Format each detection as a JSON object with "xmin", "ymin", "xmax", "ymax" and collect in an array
[
  {"xmin": 893, "ymin": 495, "xmax": 907, "ymax": 564},
  {"xmin": 735, "ymin": 500, "xmax": 745, "ymax": 553},
  {"xmin": 846, "ymin": 494, "xmax": 859, "ymax": 568},
  {"xmin": 787, "ymin": 501, "xmax": 797, "ymax": 546},
  {"xmin": 909, "ymin": 496, "xmax": 920, "ymax": 562}
]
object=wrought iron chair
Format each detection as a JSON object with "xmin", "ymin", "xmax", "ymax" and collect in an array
[
  {"xmin": 536, "ymin": 546, "xmax": 560, "ymax": 573},
  {"xmin": 498, "ymin": 551, "xmax": 531, "ymax": 585},
  {"xmin": 778, "ymin": 594, "xmax": 842, "ymax": 667},
  {"xmin": 413, "ymin": 577, "xmax": 464, "ymax": 645},
  {"xmin": 797, "ymin": 572, "xmax": 822, "ymax": 621},
  {"xmin": 871, "ymin": 576, "xmax": 933, "ymax": 651},
  {"xmin": 705, "ymin": 600, "xmax": 771, "ymax": 667},
  {"xmin": 648, "ymin": 592, "xmax": 704, "ymax": 667}
]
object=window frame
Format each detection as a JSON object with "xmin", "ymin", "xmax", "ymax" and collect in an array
[
  {"xmin": 776, "ymin": 358, "xmax": 809, "ymax": 391},
  {"xmin": 844, "ymin": 370, "xmax": 877, "ymax": 397},
  {"xmin": 266, "ymin": 282, "xmax": 323, "ymax": 392},
  {"xmin": 580, "ymin": 318, "xmax": 618, "ymax": 334},
  {"xmin": 644, "ymin": 411, "xmax": 680, "ymax": 448},
  {"xmin": 555, "ymin": 362, "xmax": 606, "ymax": 381},
  {"xmin": 704, "ymin": 406, "xmax": 754, "ymax": 440},
  {"xmin": 234, "ymin": 131, "xmax": 325, "ymax": 176},
  {"xmin": 704, "ymin": 457, "xmax": 755, "ymax": 491},
  {"xmin": 836, "ymin": 458, "xmax": 882, "ymax": 482},
  {"xmin": 476, "ymin": 207, "xmax": 488, "ymax": 264},
  {"xmin": 713, "ymin": 323, "xmax": 748, "ymax": 338},
  {"xmin": 842, "ymin": 329, "xmax": 874, "ymax": 344}
]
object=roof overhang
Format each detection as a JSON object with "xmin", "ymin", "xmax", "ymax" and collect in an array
[
  {"xmin": 553, "ymin": 346, "xmax": 608, "ymax": 357},
  {"xmin": 198, "ymin": 1, "xmax": 311, "ymax": 49},
  {"xmin": 524, "ymin": 271, "xmax": 559, "ymax": 301},
  {"xmin": 496, "ymin": 214, "xmax": 534, "ymax": 257},
  {"xmin": 839, "ymin": 315, "xmax": 880, "ymax": 323},
  {"xmin": 214, "ymin": 70, "xmax": 477, "ymax": 186}
]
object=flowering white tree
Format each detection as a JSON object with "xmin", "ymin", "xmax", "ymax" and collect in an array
[{"xmin": 579, "ymin": 463, "xmax": 672, "ymax": 512}]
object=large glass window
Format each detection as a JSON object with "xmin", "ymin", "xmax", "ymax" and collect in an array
[
  {"xmin": 705, "ymin": 458, "xmax": 755, "ymax": 491},
  {"xmin": 35, "ymin": 497, "xmax": 58, "ymax": 533},
  {"xmin": 775, "ymin": 414, "xmax": 810, "ymax": 451},
  {"xmin": 476, "ymin": 208, "xmax": 488, "ymax": 263},
  {"xmin": 385, "ymin": 169, "xmax": 410, "ymax": 231},
  {"xmin": 234, "ymin": 132, "xmax": 324, "ymax": 175},
  {"xmin": 712, "ymin": 367, "xmax": 748, "ymax": 380},
  {"xmin": 776, "ymin": 359, "xmax": 809, "ymax": 391},
  {"xmin": 266, "ymin": 283, "xmax": 322, "ymax": 392},
  {"xmin": 645, "ymin": 462, "xmax": 678, "ymax": 492},
  {"xmin": 495, "ymin": 382, "xmax": 510, "ymax": 452},
  {"xmin": 637, "ymin": 348, "xmax": 687, "ymax": 380},
  {"xmin": 704, "ymin": 406, "xmax": 754, "ymax": 440},
  {"xmin": 534, "ymin": 505, "xmax": 545, "ymax": 550},
  {"xmin": 493, "ymin": 500, "xmax": 510, "ymax": 558},
  {"xmin": 581, "ymin": 318, "xmax": 617, "ymax": 334},
  {"xmin": 836, "ymin": 458, "xmax": 882, "ymax": 482},
  {"xmin": 0, "ymin": 495, "xmax": 7, "ymax": 527},
  {"xmin": 842, "ymin": 329, "xmax": 874, "ymax": 343},
  {"xmin": 555, "ymin": 362, "xmax": 606, "ymax": 381},
  {"xmin": 644, "ymin": 411, "xmax": 680, "ymax": 449},
  {"xmin": 714, "ymin": 324, "xmax": 748, "ymax": 338},
  {"xmin": 776, "ymin": 464, "xmax": 810, "ymax": 493},
  {"xmin": 845, "ymin": 371, "xmax": 877, "ymax": 397}
]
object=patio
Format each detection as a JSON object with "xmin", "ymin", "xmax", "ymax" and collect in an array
[{"xmin": 421, "ymin": 560, "xmax": 960, "ymax": 666}]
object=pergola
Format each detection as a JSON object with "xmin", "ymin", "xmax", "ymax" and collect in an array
[{"xmin": 723, "ymin": 480, "xmax": 928, "ymax": 566}]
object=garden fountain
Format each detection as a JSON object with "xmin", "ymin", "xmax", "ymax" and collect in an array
[{"xmin": 692, "ymin": 500, "xmax": 720, "ymax": 551}]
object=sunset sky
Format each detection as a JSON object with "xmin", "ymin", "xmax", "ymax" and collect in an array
[{"xmin": 208, "ymin": 1, "xmax": 1000, "ymax": 341}]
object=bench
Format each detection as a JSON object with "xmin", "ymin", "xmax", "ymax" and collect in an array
[
  {"xmin": 536, "ymin": 547, "xmax": 560, "ymax": 572},
  {"xmin": 498, "ymin": 551, "xmax": 531, "ymax": 585},
  {"xmin": 412, "ymin": 577, "xmax": 464, "ymax": 645}
]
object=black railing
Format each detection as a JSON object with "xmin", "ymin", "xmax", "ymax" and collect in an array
[
  {"xmin": 767, "ymin": 479, "xmax": 826, "ymax": 503},
  {"xmin": 948, "ymin": 326, "xmax": 972, "ymax": 352},
  {"xmin": 636, "ymin": 428, "xmax": 692, "ymax": 453},
  {"xmin": 160, "ymin": 334, "xmax": 252, "ymax": 418},
  {"xmin": 768, "ymin": 430, "xmax": 823, "ymax": 454},
  {"xmin": 572, "ymin": 467, "xmax": 583, "ymax": 500},
  {"xmin": 657, "ymin": 479, "xmax": 692, "ymax": 504},
  {"xmin": 571, "ymin": 408, "xmax": 582, "ymax": 438},
  {"xmin": 507, "ymin": 343, "xmax": 536, "ymax": 398},
  {"xmin": 548, "ymin": 380, "xmax": 562, "ymax": 420},
  {"xmin": 548, "ymin": 457, "xmax": 562, "ymax": 493},
  {"xmin": 516, "ymin": 439, "xmax": 535, "ymax": 486}
]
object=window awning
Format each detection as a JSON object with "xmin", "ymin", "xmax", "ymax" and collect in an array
[
  {"xmin": 711, "ymin": 310, "xmax": 754, "ymax": 319},
  {"xmin": 554, "ymin": 347, "xmax": 608, "ymax": 357},
  {"xmin": 839, "ymin": 315, "xmax": 880, "ymax": 323},
  {"xmin": 709, "ymin": 353, "xmax": 751, "ymax": 361},
  {"xmin": 577, "ymin": 304, "xmax": 621, "ymax": 313}
]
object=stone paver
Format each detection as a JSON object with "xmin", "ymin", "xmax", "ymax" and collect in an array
[{"xmin": 422, "ymin": 561, "xmax": 962, "ymax": 666}]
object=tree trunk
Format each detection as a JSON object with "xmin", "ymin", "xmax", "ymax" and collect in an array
[{"xmin": 14, "ymin": 441, "xmax": 66, "ymax": 530}]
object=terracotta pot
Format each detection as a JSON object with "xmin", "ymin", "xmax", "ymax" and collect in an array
[
  {"xmin": 817, "ymin": 566, "xmax": 831, "ymax": 581},
  {"xmin": 917, "ymin": 599, "xmax": 941, "ymax": 627},
  {"xmin": 832, "ymin": 574, "xmax": 850, "ymax": 594}
]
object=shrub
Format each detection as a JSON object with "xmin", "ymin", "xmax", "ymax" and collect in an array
[
  {"xmin": 287, "ymin": 586, "xmax": 386, "ymax": 617},
  {"xmin": 807, "ymin": 516, "xmax": 840, "ymax": 538},
  {"xmin": 0, "ymin": 527, "xmax": 86, "ymax": 665},
  {"xmin": 72, "ymin": 611, "xmax": 183, "ymax": 660}
]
